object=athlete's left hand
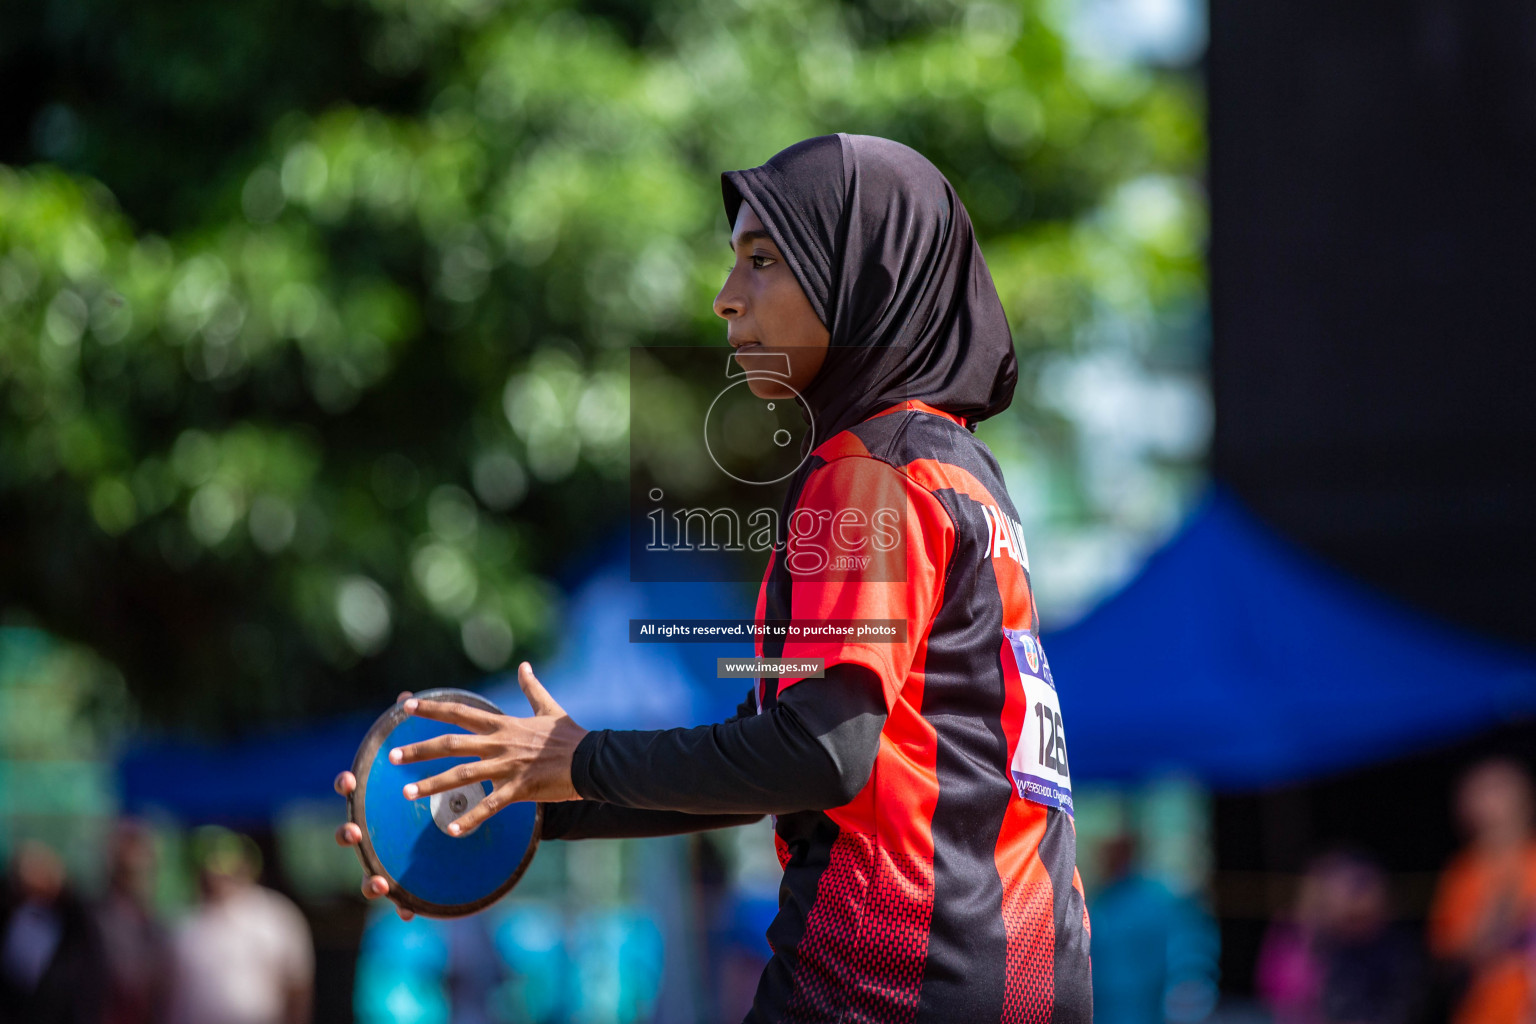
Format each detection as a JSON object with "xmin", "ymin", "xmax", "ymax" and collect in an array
[{"xmin": 387, "ymin": 661, "xmax": 587, "ymax": 835}]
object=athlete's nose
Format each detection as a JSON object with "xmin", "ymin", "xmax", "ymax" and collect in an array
[{"xmin": 714, "ymin": 267, "xmax": 746, "ymax": 322}]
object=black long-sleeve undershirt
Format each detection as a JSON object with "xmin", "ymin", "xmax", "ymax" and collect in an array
[
  {"xmin": 538, "ymin": 664, "xmax": 887, "ymax": 840},
  {"xmin": 537, "ymin": 802, "xmax": 764, "ymax": 840}
]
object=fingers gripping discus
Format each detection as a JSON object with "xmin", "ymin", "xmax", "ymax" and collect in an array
[{"xmin": 348, "ymin": 688, "xmax": 541, "ymax": 917}]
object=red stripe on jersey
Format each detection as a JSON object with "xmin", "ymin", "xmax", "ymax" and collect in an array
[
  {"xmin": 782, "ymin": 831, "xmax": 934, "ymax": 1024},
  {"xmin": 809, "ymin": 428, "xmax": 875, "ymax": 463},
  {"xmin": 827, "ymin": 697, "xmax": 940, "ymax": 856},
  {"xmin": 990, "ymin": 526, "xmax": 1064, "ymax": 1020},
  {"xmin": 1000, "ymin": 876, "xmax": 1056, "ymax": 1023},
  {"xmin": 772, "ymin": 453, "xmax": 948, "ymax": 856},
  {"xmin": 994, "ymin": 781, "xmax": 1056, "ymax": 1022},
  {"xmin": 900, "ymin": 456, "xmax": 1000, "ymax": 508},
  {"xmin": 776, "ymin": 455, "xmax": 954, "ymax": 710},
  {"xmin": 1073, "ymin": 864, "xmax": 1090, "ymax": 935}
]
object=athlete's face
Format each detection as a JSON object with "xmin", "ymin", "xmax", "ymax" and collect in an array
[{"xmin": 715, "ymin": 204, "xmax": 830, "ymax": 400}]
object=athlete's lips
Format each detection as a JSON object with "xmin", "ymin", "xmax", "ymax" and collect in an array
[{"xmin": 731, "ymin": 341, "xmax": 766, "ymax": 367}]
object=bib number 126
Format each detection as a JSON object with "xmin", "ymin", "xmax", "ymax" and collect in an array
[
  {"xmin": 1034, "ymin": 700, "xmax": 1068, "ymax": 776},
  {"xmin": 1004, "ymin": 627, "xmax": 1073, "ymax": 816}
]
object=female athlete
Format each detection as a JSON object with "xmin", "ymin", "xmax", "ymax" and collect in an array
[{"xmin": 336, "ymin": 133, "xmax": 1091, "ymax": 1023}]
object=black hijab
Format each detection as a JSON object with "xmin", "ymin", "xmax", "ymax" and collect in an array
[{"xmin": 721, "ymin": 134, "xmax": 1017, "ymax": 541}]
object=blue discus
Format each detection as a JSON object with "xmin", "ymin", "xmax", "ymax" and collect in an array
[{"xmin": 347, "ymin": 688, "xmax": 541, "ymax": 917}]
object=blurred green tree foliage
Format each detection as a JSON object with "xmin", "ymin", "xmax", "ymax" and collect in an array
[{"xmin": 0, "ymin": 0, "xmax": 1203, "ymax": 730}]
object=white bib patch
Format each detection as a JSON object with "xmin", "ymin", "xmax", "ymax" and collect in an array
[{"xmin": 1003, "ymin": 627, "xmax": 1072, "ymax": 816}]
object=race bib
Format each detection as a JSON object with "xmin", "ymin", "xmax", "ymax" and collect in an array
[{"xmin": 1003, "ymin": 627, "xmax": 1072, "ymax": 816}]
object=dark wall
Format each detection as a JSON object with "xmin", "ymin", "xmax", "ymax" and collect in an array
[
  {"xmin": 1206, "ymin": 0, "xmax": 1536, "ymax": 1000},
  {"xmin": 1208, "ymin": 0, "xmax": 1536, "ymax": 649}
]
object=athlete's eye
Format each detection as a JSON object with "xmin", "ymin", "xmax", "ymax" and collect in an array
[{"xmin": 751, "ymin": 254, "xmax": 776, "ymax": 270}]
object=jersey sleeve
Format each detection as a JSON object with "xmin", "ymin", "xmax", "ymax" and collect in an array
[{"xmin": 776, "ymin": 455, "xmax": 954, "ymax": 709}]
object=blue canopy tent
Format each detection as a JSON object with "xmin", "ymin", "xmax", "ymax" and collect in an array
[
  {"xmin": 1047, "ymin": 489, "xmax": 1536, "ymax": 789},
  {"xmin": 118, "ymin": 495, "xmax": 1536, "ymax": 819}
]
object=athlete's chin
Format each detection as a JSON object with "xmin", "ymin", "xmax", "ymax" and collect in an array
[{"xmin": 747, "ymin": 378, "xmax": 797, "ymax": 401}]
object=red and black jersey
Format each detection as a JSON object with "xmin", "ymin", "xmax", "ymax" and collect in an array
[{"xmin": 748, "ymin": 399, "xmax": 1091, "ymax": 1024}]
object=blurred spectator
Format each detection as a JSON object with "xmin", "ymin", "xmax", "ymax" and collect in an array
[
  {"xmin": 443, "ymin": 915, "xmax": 507, "ymax": 1024},
  {"xmin": 1255, "ymin": 862, "xmax": 1325, "ymax": 1024},
  {"xmin": 1269, "ymin": 850, "xmax": 1422, "ymax": 1024},
  {"xmin": 354, "ymin": 905, "xmax": 512, "ymax": 1023},
  {"xmin": 1258, "ymin": 850, "xmax": 1424, "ymax": 1024},
  {"xmin": 0, "ymin": 839, "xmax": 106, "ymax": 1024},
  {"xmin": 165, "ymin": 826, "xmax": 314, "ymax": 1024},
  {"xmin": 1429, "ymin": 758, "xmax": 1536, "ymax": 1024},
  {"xmin": 353, "ymin": 906, "xmax": 452, "ymax": 1024},
  {"xmin": 95, "ymin": 820, "xmax": 171, "ymax": 1024},
  {"xmin": 1089, "ymin": 834, "xmax": 1220, "ymax": 1024},
  {"xmin": 568, "ymin": 907, "xmax": 664, "ymax": 1023}
]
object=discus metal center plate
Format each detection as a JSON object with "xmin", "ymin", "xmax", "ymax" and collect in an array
[{"xmin": 430, "ymin": 781, "xmax": 488, "ymax": 836}]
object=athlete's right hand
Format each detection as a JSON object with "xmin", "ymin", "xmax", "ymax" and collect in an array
[{"xmin": 335, "ymin": 691, "xmax": 415, "ymax": 921}]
